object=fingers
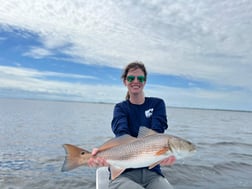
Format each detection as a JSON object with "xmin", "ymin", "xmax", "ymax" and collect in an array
[
  {"xmin": 88, "ymin": 157, "xmax": 108, "ymax": 167},
  {"xmin": 160, "ymin": 156, "xmax": 176, "ymax": 166},
  {"xmin": 88, "ymin": 148, "xmax": 109, "ymax": 167},
  {"xmin": 88, "ymin": 157, "xmax": 97, "ymax": 167},
  {"xmin": 91, "ymin": 148, "xmax": 99, "ymax": 156}
]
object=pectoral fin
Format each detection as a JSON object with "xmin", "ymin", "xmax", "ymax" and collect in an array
[
  {"xmin": 148, "ymin": 147, "xmax": 170, "ymax": 169},
  {"xmin": 110, "ymin": 166, "xmax": 125, "ymax": 180},
  {"xmin": 155, "ymin": 147, "xmax": 170, "ymax": 156}
]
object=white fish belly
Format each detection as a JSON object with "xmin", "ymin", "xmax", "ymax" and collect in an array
[{"xmin": 107, "ymin": 153, "xmax": 168, "ymax": 168}]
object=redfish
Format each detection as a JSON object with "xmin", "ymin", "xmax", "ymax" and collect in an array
[{"xmin": 62, "ymin": 127, "xmax": 196, "ymax": 180}]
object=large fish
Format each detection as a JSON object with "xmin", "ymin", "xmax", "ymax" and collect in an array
[{"xmin": 62, "ymin": 127, "xmax": 196, "ymax": 180}]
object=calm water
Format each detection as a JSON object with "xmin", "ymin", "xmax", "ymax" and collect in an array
[{"xmin": 0, "ymin": 98, "xmax": 251, "ymax": 189}]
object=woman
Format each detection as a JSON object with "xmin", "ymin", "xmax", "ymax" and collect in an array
[{"xmin": 89, "ymin": 61, "xmax": 176, "ymax": 189}]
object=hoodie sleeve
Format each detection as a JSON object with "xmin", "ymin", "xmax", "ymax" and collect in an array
[
  {"xmin": 151, "ymin": 99, "xmax": 168, "ymax": 133},
  {"xmin": 111, "ymin": 102, "xmax": 130, "ymax": 137}
]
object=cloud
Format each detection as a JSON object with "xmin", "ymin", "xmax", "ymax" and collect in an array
[
  {"xmin": 1, "ymin": 1, "xmax": 250, "ymax": 77},
  {"xmin": 0, "ymin": 65, "xmax": 251, "ymax": 111},
  {"xmin": 146, "ymin": 84, "xmax": 252, "ymax": 111},
  {"xmin": 0, "ymin": 65, "xmax": 97, "ymax": 79},
  {"xmin": 0, "ymin": 0, "xmax": 251, "ymax": 110},
  {"xmin": 23, "ymin": 46, "xmax": 53, "ymax": 59},
  {"xmin": 0, "ymin": 65, "xmax": 124, "ymax": 102}
]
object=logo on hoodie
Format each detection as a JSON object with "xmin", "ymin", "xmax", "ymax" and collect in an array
[{"xmin": 145, "ymin": 108, "xmax": 154, "ymax": 118}]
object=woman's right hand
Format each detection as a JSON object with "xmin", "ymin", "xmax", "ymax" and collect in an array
[{"xmin": 88, "ymin": 148, "xmax": 109, "ymax": 167}]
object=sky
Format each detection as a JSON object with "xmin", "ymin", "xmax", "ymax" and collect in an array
[{"xmin": 0, "ymin": 0, "xmax": 252, "ymax": 111}]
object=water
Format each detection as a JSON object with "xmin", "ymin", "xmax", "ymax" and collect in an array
[{"xmin": 0, "ymin": 98, "xmax": 251, "ymax": 189}]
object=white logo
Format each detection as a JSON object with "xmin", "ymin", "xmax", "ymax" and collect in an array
[{"xmin": 145, "ymin": 108, "xmax": 154, "ymax": 118}]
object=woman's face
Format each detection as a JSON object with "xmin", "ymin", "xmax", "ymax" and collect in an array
[{"xmin": 124, "ymin": 68, "xmax": 146, "ymax": 95}]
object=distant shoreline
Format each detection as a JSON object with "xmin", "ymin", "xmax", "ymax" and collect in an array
[{"xmin": 1, "ymin": 96, "xmax": 251, "ymax": 113}]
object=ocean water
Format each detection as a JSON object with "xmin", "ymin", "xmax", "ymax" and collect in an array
[{"xmin": 0, "ymin": 98, "xmax": 251, "ymax": 189}]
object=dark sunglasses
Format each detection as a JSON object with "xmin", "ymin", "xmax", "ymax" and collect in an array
[{"xmin": 126, "ymin": 75, "xmax": 146, "ymax": 83}]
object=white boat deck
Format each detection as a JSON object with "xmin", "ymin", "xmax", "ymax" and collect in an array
[{"xmin": 96, "ymin": 167, "xmax": 110, "ymax": 189}]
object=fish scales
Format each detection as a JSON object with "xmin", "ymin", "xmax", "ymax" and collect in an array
[
  {"xmin": 61, "ymin": 127, "xmax": 196, "ymax": 180},
  {"xmin": 97, "ymin": 135, "xmax": 170, "ymax": 167}
]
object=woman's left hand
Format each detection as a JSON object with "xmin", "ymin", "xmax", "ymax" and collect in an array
[
  {"xmin": 160, "ymin": 156, "xmax": 176, "ymax": 166},
  {"xmin": 88, "ymin": 148, "xmax": 109, "ymax": 167}
]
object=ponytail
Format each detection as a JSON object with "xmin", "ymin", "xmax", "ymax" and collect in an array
[{"xmin": 125, "ymin": 91, "xmax": 130, "ymax": 100}]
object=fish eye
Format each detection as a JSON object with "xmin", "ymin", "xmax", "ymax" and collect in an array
[
  {"xmin": 81, "ymin": 151, "xmax": 85, "ymax": 155},
  {"xmin": 187, "ymin": 141, "xmax": 193, "ymax": 145}
]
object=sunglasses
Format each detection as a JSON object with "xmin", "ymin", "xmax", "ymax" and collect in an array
[{"xmin": 126, "ymin": 75, "xmax": 146, "ymax": 83}]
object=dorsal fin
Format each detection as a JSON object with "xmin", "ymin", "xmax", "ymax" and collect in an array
[
  {"xmin": 137, "ymin": 126, "xmax": 158, "ymax": 138},
  {"xmin": 98, "ymin": 135, "xmax": 137, "ymax": 152}
]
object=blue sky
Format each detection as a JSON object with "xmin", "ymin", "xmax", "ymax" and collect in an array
[{"xmin": 0, "ymin": 0, "xmax": 252, "ymax": 111}]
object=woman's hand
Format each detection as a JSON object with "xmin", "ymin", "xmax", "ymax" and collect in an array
[
  {"xmin": 88, "ymin": 148, "xmax": 109, "ymax": 167},
  {"xmin": 160, "ymin": 156, "xmax": 176, "ymax": 166}
]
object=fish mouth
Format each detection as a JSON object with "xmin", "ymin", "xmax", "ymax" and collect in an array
[
  {"xmin": 190, "ymin": 148, "xmax": 196, "ymax": 152},
  {"xmin": 189, "ymin": 142, "xmax": 196, "ymax": 150}
]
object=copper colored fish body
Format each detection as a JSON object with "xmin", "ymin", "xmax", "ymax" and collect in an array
[{"xmin": 62, "ymin": 127, "xmax": 196, "ymax": 180}]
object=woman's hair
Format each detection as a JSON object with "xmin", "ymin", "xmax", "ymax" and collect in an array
[{"xmin": 121, "ymin": 61, "xmax": 147, "ymax": 100}]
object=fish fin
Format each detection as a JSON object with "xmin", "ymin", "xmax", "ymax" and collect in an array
[
  {"xmin": 61, "ymin": 144, "xmax": 91, "ymax": 172},
  {"xmin": 98, "ymin": 135, "xmax": 137, "ymax": 152},
  {"xmin": 137, "ymin": 126, "xmax": 157, "ymax": 138},
  {"xmin": 148, "ymin": 146, "xmax": 170, "ymax": 169},
  {"xmin": 110, "ymin": 166, "xmax": 125, "ymax": 180},
  {"xmin": 148, "ymin": 161, "xmax": 162, "ymax": 169},
  {"xmin": 155, "ymin": 147, "xmax": 170, "ymax": 156}
]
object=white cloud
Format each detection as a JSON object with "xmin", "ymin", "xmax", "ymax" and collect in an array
[
  {"xmin": 23, "ymin": 46, "xmax": 53, "ymax": 59},
  {"xmin": 146, "ymin": 84, "xmax": 252, "ymax": 111},
  {"xmin": 0, "ymin": 65, "xmax": 124, "ymax": 102},
  {"xmin": 0, "ymin": 65, "xmax": 251, "ymax": 111},
  {"xmin": 0, "ymin": 65, "xmax": 96, "ymax": 79}
]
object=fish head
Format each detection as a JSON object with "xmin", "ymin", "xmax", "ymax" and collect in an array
[{"xmin": 167, "ymin": 135, "xmax": 196, "ymax": 159}]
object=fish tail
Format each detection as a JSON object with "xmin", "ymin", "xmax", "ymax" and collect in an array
[{"xmin": 62, "ymin": 144, "xmax": 91, "ymax": 172}]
